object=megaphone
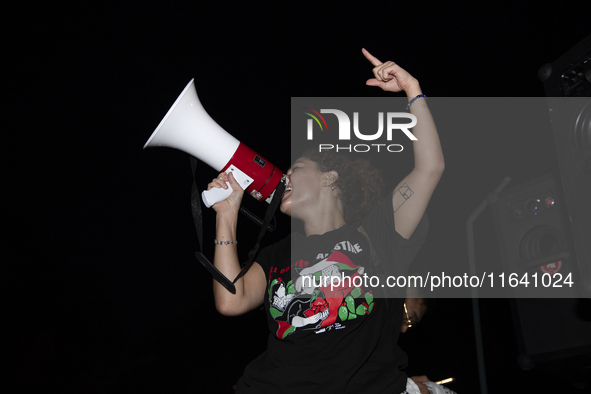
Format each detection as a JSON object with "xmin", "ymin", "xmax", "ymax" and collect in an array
[{"xmin": 144, "ymin": 79, "xmax": 286, "ymax": 207}]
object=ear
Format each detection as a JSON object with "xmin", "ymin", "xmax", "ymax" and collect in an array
[{"xmin": 324, "ymin": 171, "xmax": 339, "ymax": 184}]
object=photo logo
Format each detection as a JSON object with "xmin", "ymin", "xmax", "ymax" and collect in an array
[{"xmin": 304, "ymin": 108, "xmax": 417, "ymax": 153}]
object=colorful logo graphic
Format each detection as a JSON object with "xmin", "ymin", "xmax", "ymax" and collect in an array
[{"xmin": 303, "ymin": 107, "xmax": 329, "ymax": 132}]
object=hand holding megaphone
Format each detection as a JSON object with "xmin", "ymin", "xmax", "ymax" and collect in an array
[
  {"xmin": 201, "ymin": 163, "xmax": 264, "ymax": 208},
  {"xmin": 206, "ymin": 172, "xmax": 244, "ymax": 212}
]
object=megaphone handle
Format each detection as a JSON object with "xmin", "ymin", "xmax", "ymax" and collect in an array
[
  {"xmin": 201, "ymin": 166, "xmax": 253, "ymax": 208},
  {"xmin": 201, "ymin": 184, "xmax": 233, "ymax": 208}
]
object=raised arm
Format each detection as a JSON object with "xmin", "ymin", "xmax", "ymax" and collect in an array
[
  {"xmin": 209, "ymin": 172, "xmax": 267, "ymax": 316},
  {"xmin": 363, "ymin": 48, "xmax": 444, "ymax": 240}
]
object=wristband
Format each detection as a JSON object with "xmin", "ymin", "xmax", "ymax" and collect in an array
[
  {"xmin": 406, "ymin": 94, "xmax": 427, "ymax": 111},
  {"xmin": 214, "ymin": 240, "xmax": 238, "ymax": 245}
]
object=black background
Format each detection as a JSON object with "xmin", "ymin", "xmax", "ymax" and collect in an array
[{"xmin": 5, "ymin": 2, "xmax": 591, "ymax": 393}]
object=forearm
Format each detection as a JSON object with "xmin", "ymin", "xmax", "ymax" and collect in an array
[
  {"xmin": 212, "ymin": 212, "xmax": 248, "ymax": 315},
  {"xmin": 406, "ymin": 81, "xmax": 445, "ymax": 174}
]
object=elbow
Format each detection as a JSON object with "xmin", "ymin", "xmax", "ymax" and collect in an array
[
  {"xmin": 430, "ymin": 154, "xmax": 445, "ymax": 178},
  {"xmin": 216, "ymin": 304, "xmax": 238, "ymax": 317},
  {"xmin": 419, "ymin": 159, "xmax": 445, "ymax": 179},
  {"xmin": 416, "ymin": 152, "xmax": 445, "ymax": 178},
  {"xmin": 434, "ymin": 159, "xmax": 445, "ymax": 177},
  {"xmin": 215, "ymin": 298, "xmax": 244, "ymax": 317}
]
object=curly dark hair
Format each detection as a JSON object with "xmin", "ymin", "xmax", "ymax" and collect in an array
[{"xmin": 300, "ymin": 149, "xmax": 385, "ymax": 223}]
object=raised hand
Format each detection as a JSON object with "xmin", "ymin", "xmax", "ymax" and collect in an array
[{"xmin": 362, "ymin": 48, "xmax": 421, "ymax": 96}]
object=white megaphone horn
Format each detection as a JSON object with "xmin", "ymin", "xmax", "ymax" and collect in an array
[{"xmin": 144, "ymin": 79, "xmax": 286, "ymax": 207}]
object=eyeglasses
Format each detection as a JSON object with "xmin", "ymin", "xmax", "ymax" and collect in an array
[{"xmin": 403, "ymin": 302, "xmax": 418, "ymax": 329}]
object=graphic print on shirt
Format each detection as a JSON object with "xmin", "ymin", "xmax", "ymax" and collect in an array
[{"xmin": 268, "ymin": 243, "xmax": 375, "ymax": 340}]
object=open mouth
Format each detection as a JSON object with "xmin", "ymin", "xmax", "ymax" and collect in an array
[
  {"xmin": 282, "ymin": 186, "xmax": 292, "ymax": 200},
  {"xmin": 282, "ymin": 178, "xmax": 292, "ymax": 199}
]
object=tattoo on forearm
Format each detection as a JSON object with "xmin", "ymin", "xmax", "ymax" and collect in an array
[{"xmin": 393, "ymin": 183, "xmax": 414, "ymax": 212}]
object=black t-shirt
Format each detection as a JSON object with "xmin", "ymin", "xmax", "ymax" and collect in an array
[{"xmin": 236, "ymin": 191, "xmax": 429, "ymax": 394}]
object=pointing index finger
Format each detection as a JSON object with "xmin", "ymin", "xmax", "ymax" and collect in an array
[{"xmin": 362, "ymin": 48, "xmax": 382, "ymax": 66}]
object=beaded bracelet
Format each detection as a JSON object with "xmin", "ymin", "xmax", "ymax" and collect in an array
[
  {"xmin": 406, "ymin": 94, "xmax": 427, "ymax": 111},
  {"xmin": 214, "ymin": 240, "xmax": 238, "ymax": 245}
]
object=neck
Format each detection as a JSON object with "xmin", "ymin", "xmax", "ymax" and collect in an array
[{"xmin": 302, "ymin": 208, "xmax": 346, "ymax": 237}]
